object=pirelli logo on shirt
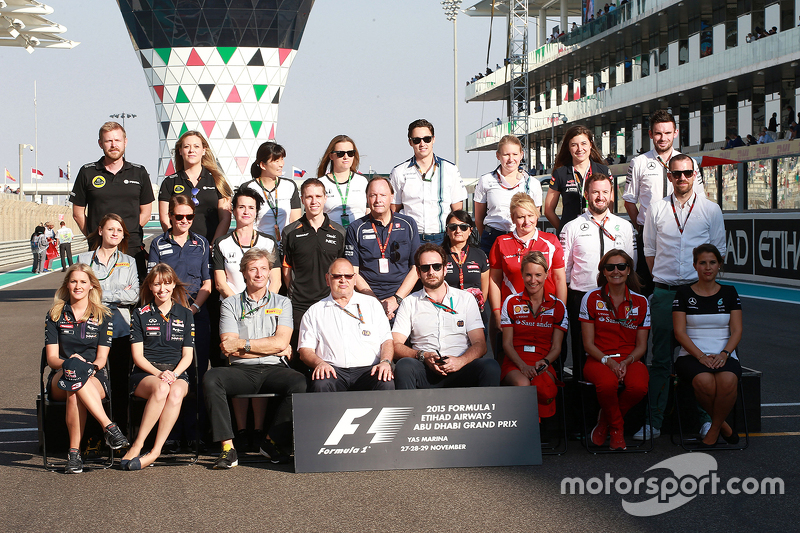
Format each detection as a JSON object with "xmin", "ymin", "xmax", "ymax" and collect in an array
[{"xmin": 264, "ymin": 308, "xmax": 283, "ymax": 315}]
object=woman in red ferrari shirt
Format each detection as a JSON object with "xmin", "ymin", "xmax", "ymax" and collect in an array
[
  {"xmin": 580, "ymin": 250, "xmax": 649, "ymax": 451},
  {"xmin": 500, "ymin": 252, "xmax": 567, "ymax": 419}
]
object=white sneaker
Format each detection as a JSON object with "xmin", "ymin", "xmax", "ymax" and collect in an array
[
  {"xmin": 699, "ymin": 422, "xmax": 712, "ymax": 438},
  {"xmin": 633, "ymin": 424, "xmax": 661, "ymax": 440}
]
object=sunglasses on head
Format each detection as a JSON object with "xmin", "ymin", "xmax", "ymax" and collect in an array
[
  {"xmin": 330, "ymin": 273, "xmax": 355, "ymax": 280},
  {"xmin": 331, "ymin": 150, "xmax": 356, "ymax": 158},
  {"xmin": 410, "ymin": 136, "xmax": 433, "ymax": 145},
  {"xmin": 390, "ymin": 241, "xmax": 401, "ymax": 263},
  {"xmin": 419, "ymin": 263, "xmax": 443, "ymax": 273},
  {"xmin": 447, "ymin": 223, "xmax": 471, "ymax": 232},
  {"xmin": 668, "ymin": 169, "xmax": 693, "ymax": 179},
  {"xmin": 190, "ymin": 187, "xmax": 200, "ymax": 206},
  {"xmin": 172, "ymin": 213, "xmax": 195, "ymax": 221},
  {"xmin": 603, "ymin": 263, "xmax": 629, "ymax": 272}
]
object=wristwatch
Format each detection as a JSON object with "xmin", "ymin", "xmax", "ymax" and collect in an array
[
  {"xmin": 601, "ymin": 355, "xmax": 609, "ymax": 365},
  {"xmin": 416, "ymin": 350, "xmax": 425, "ymax": 362},
  {"xmin": 244, "ymin": 340, "xmax": 251, "ymax": 353},
  {"xmin": 393, "ymin": 294, "xmax": 403, "ymax": 305}
]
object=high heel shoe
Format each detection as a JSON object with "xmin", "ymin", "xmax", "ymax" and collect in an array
[{"xmin": 722, "ymin": 429, "xmax": 740, "ymax": 445}]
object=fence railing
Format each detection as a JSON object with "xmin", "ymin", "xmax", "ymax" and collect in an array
[{"xmin": 0, "ymin": 235, "xmax": 89, "ymax": 269}]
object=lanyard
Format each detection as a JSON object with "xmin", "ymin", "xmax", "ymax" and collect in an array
[
  {"xmin": 92, "ymin": 250, "xmax": 120, "ymax": 281},
  {"xmin": 590, "ymin": 216, "xmax": 615, "ymax": 256},
  {"xmin": 426, "ymin": 295, "xmax": 457, "ymax": 314},
  {"xmin": 257, "ymin": 177, "xmax": 280, "ymax": 224},
  {"xmin": 331, "ymin": 172, "xmax": 352, "ymax": 214},
  {"xmin": 370, "ymin": 217, "xmax": 393, "ymax": 259},
  {"xmin": 240, "ymin": 291, "xmax": 271, "ymax": 321},
  {"xmin": 670, "ymin": 194, "xmax": 697, "ymax": 234},
  {"xmin": 415, "ymin": 156, "xmax": 445, "ymax": 233},
  {"xmin": 513, "ymin": 232, "xmax": 537, "ymax": 259},
  {"xmin": 521, "ymin": 295, "xmax": 552, "ymax": 321},
  {"xmin": 337, "ymin": 303, "xmax": 364, "ymax": 324},
  {"xmin": 656, "ymin": 154, "xmax": 670, "ymax": 199},
  {"xmin": 450, "ymin": 246, "xmax": 468, "ymax": 290},
  {"xmin": 231, "ymin": 229, "xmax": 256, "ymax": 252},
  {"xmin": 494, "ymin": 167, "xmax": 530, "ymax": 194},
  {"xmin": 602, "ymin": 286, "xmax": 634, "ymax": 326},
  {"xmin": 572, "ymin": 164, "xmax": 591, "ymax": 211}
]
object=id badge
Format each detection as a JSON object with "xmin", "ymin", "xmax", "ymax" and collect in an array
[
  {"xmin": 378, "ymin": 258, "xmax": 389, "ymax": 273},
  {"xmin": 340, "ymin": 216, "xmax": 350, "ymax": 228},
  {"xmin": 523, "ymin": 346, "xmax": 536, "ymax": 353}
]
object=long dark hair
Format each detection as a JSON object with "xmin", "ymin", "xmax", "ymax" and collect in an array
[
  {"xmin": 596, "ymin": 250, "xmax": 641, "ymax": 293},
  {"xmin": 553, "ymin": 125, "xmax": 604, "ymax": 169},
  {"xmin": 94, "ymin": 213, "xmax": 129, "ymax": 254},
  {"xmin": 440, "ymin": 210, "xmax": 479, "ymax": 250}
]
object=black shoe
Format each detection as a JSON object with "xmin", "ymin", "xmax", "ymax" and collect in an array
[
  {"xmin": 104, "ymin": 422, "xmax": 129, "ymax": 450},
  {"xmin": 213, "ymin": 448, "xmax": 238, "ymax": 469},
  {"xmin": 187, "ymin": 439, "xmax": 207, "ymax": 453},
  {"xmin": 65, "ymin": 449, "xmax": 83, "ymax": 474},
  {"xmin": 234, "ymin": 429, "xmax": 249, "ymax": 452},
  {"xmin": 163, "ymin": 439, "xmax": 181, "ymax": 455},
  {"xmin": 722, "ymin": 429, "xmax": 740, "ymax": 445},
  {"xmin": 259, "ymin": 438, "xmax": 291, "ymax": 464}
]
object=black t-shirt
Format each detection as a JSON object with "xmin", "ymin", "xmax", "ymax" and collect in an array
[
  {"xmin": 70, "ymin": 158, "xmax": 155, "ymax": 250},
  {"xmin": 130, "ymin": 302, "xmax": 195, "ymax": 366},
  {"xmin": 444, "ymin": 245, "xmax": 489, "ymax": 291},
  {"xmin": 550, "ymin": 161, "xmax": 610, "ymax": 232},
  {"xmin": 158, "ymin": 168, "xmax": 224, "ymax": 243},
  {"xmin": 44, "ymin": 304, "xmax": 114, "ymax": 363},
  {"xmin": 282, "ymin": 215, "xmax": 346, "ymax": 311}
]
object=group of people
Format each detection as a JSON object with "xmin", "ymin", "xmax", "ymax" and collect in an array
[
  {"xmin": 745, "ymin": 26, "xmax": 779, "ymax": 42},
  {"xmin": 30, "ymin": 220, "xmax": 74, "ymax": 274},
  {"xmin": 44, "ymin": 112, "xmax": 743, "ymax": 473}
]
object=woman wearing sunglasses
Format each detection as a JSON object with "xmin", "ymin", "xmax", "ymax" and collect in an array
[
  {"xmin": 441, "ymin": 211, "xmax": 488, "ymax": 311},
  {"xmin": 500, "ymin": 252, "xmax": 566, "ymax": 420},
  {"xmin": 580, "ymin": 250, "xmax": 649, "ymax": 451},
  {"xmin": 316, "ymin": 135, "xmax": 369, "ymax": 228},
  {"xmin": 158, "ymin": 130, "xmax": 233, "ymax": 244},
  {"xmin": 244, "ymin": 141, "xmax": 301, "ymax": 243},
  {"xmin": 473, "ymin": 135, "xmax": 543, "ymax": 255},
  {"xmin": 673, "ymin": 244, "xmax": 742, "ymax": 447}
]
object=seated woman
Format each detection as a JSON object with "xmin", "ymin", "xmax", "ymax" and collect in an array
[
  {"xmin": 673, "ymin": 244, "xmax": 742, "ymax": 447},
  {"xmin": 122, "ymin": 264, "xmax": 195, "ymax": 470},
  {"xmin": 499, "ymin": 252, "xmax": 567, "ymax": 419},
  {"xmin": 580, "ymin": 250, "xmax": 649, "ymax": 451},
  {"xmin": 441, "ymin": 210, "xmax": 489, "ymax": 311},
  {"xmin": 45, "ymin": 264, "xmax": 129, "ymax": 474}
]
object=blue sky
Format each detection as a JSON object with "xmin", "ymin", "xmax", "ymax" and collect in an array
[{"xmin": 1, "ymin": 1, "xmax": 565, "ymax": 195}]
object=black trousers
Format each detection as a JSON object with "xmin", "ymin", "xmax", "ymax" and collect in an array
[
  {"xmin": 394, "ymin": 357, "xmax": 500, "ymax": 389},
  {"xmin": 310, "ymin": 365, "xmax": 395, "ymax": 392},
  {"xmin": 59, "ymin": 242, "xmax": 73, "ymax": 271},
  {"xmin": 567, "ymin": 288, "xmax": 587, "ymax": 381}
]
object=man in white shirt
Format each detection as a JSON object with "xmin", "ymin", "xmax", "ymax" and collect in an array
[
  {"xmin": 298, "ymin": 259, "xmax": 394, "ymax": 392},
  {"xmin": 635, "ymin": 153, "xmax": 726, "ymax": 440},
  {"xmin": 560, "ymin": 173, "xmax": 635, "ymax": 378},
  {"xmin": 392, "ymin": 244, "xmax": 500, "ymax": 389},
  {"xmin": 623, "ymin": 110, "xmax": 703, "ymax": 295},
  {"xmin": 390, "ymin": 119, "xmax": 468, "ymax": 244},
  {"xmin": 56, "ymin": 221, "xmax": 75, "ymax": 272}
]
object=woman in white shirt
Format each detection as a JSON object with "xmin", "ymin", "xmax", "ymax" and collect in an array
[
  {"xmin": 316, "ymin": 135, "xmax": 369, "ymax": 228},
  {"xmin": 473, "ymin": 135, "xmax": 543, "ymax": 254}
]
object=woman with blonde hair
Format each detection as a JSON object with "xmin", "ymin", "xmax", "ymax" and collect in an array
[
  {"xmin": 316, "ymin": 134, "xmax": 369, "ymax": 227},
  {"xmin": 473, "ymin": 135, "xmax": 543, "ymax": 254},
  {"xmin": 158, "ymin": 130, "xmax": 233, "ymax": 244},
  {"xmin": 45, "ymin": 264, "xmax": 129, "ymax": 473},
  {"xmin": 121, "ymin": 263, "xmax": 195, "ymax": 470}
]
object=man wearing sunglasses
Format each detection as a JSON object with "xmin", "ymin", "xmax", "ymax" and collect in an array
[
  {"xmin": 389, "ymin": 119, "xmax": 468, "ymax": 244},
  {"xmin": 560, "ymin": 173, "xmax": 635, "ymax": 379},
  {"xmin": 392, "ymin": 244, "xmax": 500, "ymax": 389},
  {"xmin": 298, "ymin": 259, "xmax": 394, "ymax": 392},
  {"xmin": 71, "ymin": 121, "xmax": 155, "ymax": 282},
  {"xmin": 637, "ymin": 153, "xmax": 725, "ymax": 442},
  {"xmin": 345, "ymin": 177, "xmax": 420, "ymax": 321}
]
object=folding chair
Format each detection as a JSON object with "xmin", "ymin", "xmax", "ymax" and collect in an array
[
  {"xmin": 230, "ymin": 393, "xmax": 281, "ymax": 464},
  {"xmin": 669, "ymin": 358, "xmax": 749, "ymax": 452},
  {"xmin": 127, "ymin": 348, "xmax": 201, "ymax": 465},
  {"xmin": 578, "ymin": 379, "xmax": 654, "ymax": 454},
  {"xmin": 37, "ymin": 348, "xmax": 115, "ymax": 471}
]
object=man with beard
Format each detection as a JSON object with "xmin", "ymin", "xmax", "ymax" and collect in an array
[
  {"xmin": 392, "ymin": 243, "xmax": 500, "ymax": 389},
  {"xmin": 71, "ymin": 122, "xmax": 154, "ymax": 281},
  {"xmin": 623, "ymin": 110, "xmax": 703, "ymax": 295},
  {"xmin": 560, "ymin": 173, "xmax": 635, "ymax": 379},
  {"xmin": 635, "ymin": 154, "xmax": 725, "ymax": 441}
]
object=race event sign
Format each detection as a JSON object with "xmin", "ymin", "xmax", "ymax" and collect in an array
[{"xmin": 293, "ymin": 387, "xmax": 541, "ymax": 473}]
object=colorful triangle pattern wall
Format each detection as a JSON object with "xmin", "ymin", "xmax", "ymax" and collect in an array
[{"xmin": 138, "ymin": 46, "xmax": 296, "ymax": 187}]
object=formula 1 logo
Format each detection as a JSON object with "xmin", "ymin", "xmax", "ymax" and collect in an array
[{"xmin": 324, "ymin": 407, "xmax": 413, "ymax": 446}]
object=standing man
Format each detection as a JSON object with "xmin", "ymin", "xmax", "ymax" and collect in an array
[
  {"xmin": 282, "ymin": 178, "xmax": 346, "ymax": 348},
  {"xmin": 560, "ymin": 173, "xmax": 636, "ymax": 378},
  {"xmin": 70, "ymin": 122, "xmax": 154, "ymax": 281},
  {"xmin": 298, "ymin": 259, "xmax": 394, "ymax": 392},
  {"xmin": 203, "ymin": 248, "xmax": 306, "ymax": 468},
  {"xmin": 345, "ymin": 177, "xmax": 420, "ymax": 320},
  {"xmin": 389, "ymin": 119, "xmax": 468, "ymax": 243},
  {"xmin": 392, "ymin": 244, "xmax": 500, "ymax": 389},
  {"xmin": 635, "ymin": 154, "xmax": 725, "ymax": 441},
  {"xmin": 623, "ymin": 110, "xmax": 702, "ymax": 295},
  {"xmin": 56, "ymin": 220, "xmax": 74, "ymax": 272}
]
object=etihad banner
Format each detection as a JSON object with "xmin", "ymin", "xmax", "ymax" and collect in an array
[
  {"xmin": 724, "ymin": 215, "xmax": 800, "ymax": 281},
  {"xmin": 293, "ymin": 387, "xmax": 542, "ymax": 473}
]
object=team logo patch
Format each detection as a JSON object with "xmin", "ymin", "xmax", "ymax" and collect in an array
[
  {"xmin": 457, "ymin": 320, "xmax": 464, "ymax": 327},
  {"xmin": 395, "ymin": 223, "xmax": 401, "ymax": 228},
  {"xmin": 580, "ymin": 223, "xmax": 589, "ymax": 231},
  {"xmin": 72, "ymin": 382, "xmax": 82, "ymax": 390},
  {"xmin": 172, "ymin": 319, "xmax": 184, "ymax": 328},
  {"xmin": 117, "ymin": 262, "xmax": 130, "ymax": 267},
  {"xmin": 146, "ymin": 326, "xmax": 160, "ymax": 331},
  {"xmin": 647, "ymin": 161, "xmax": 656, "ymax": 170},
  {"xmin": 174, "ymin": 185, "xmax": 185, "ymax": 194},
  {"xmin": 140, "ymin": 305, "xmax": 151, "ymax": 314},
  {"xmin": 92, "ymin": 176, "xmax": 106, "ymax": 188},
  {"xmin": 596, "ymin": 301, "xmax": 607, "ymax": 310},
  {"xmin": 264, "ymin": 308, "xmax": 282, "ymax": 315},
  {"xmin": 717, "ymin": 298, "xmax": 723, "ymax": 305},
  {"xmin": 361, "ymin": 329, "xmax": 371, "ymax": 336},
  {"xmin": 688, "ymin": 297, "xmax": 697, "ymax": 305},
  {"xmin": 513, "ymin": 305, "xmax": 530, "ymax": 314},
  {"xmin": 64, "ymin": 369, "xmax": 77, "ymax": 379}
]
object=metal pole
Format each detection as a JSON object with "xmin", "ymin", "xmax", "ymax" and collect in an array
[
  {"xmin": 34, "ymin": 80, "xmax": 39, "ymax": 200},
  {"xmin": 453, "ymin": 17, "xmax": 459, "ymax": 168}
]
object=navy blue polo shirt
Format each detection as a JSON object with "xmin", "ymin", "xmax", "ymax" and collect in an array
[
  {"xmin": 44, "ymin": 304, "xmax": 114, "ymax": 363},
  {"xmin": 345, "ymin": 213, "xmax": 420, "ymax": 300},
  {"xmin": 130, "ymin": 302, "xmax": 195, "ymax": 366},
  {"xmin": 147, "ymin": 231, "xmax": 211, "ymax": 299}
]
